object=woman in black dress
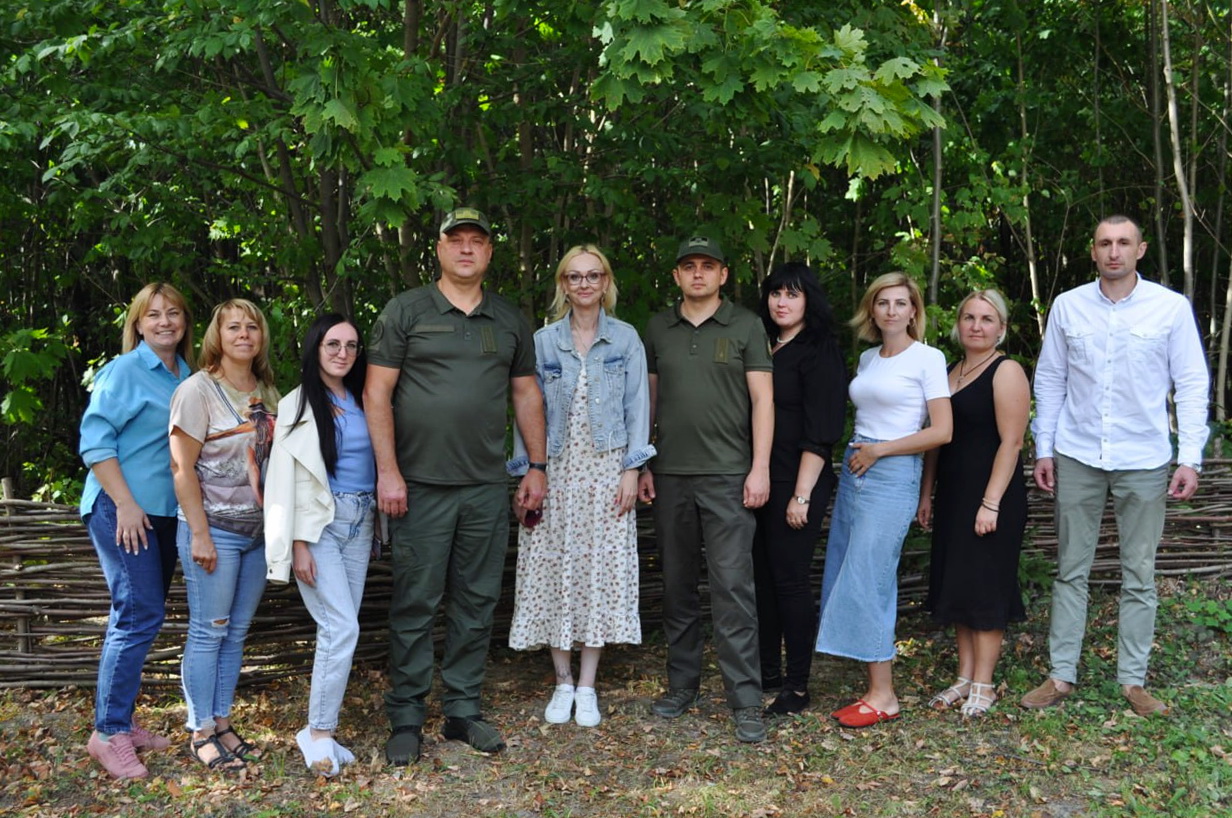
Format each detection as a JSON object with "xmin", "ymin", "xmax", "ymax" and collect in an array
[
  {"xmin": 917, "ymin": 289, "xmax": 1029, "ymax": 717},
  {"xmin": 753, "ymin": 262, "xmax": 847, "ymax": 715}
]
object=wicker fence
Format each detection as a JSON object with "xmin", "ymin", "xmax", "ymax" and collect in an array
[{"xmin": 3, "ymin": 465, "xmax": 1232, "ymax": 689}]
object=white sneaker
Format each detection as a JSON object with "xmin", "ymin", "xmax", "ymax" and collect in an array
[
  {"xmin": 544, "ymin": 684, "xmax": 575, "ymax": 723},
  {"xmin": 332, "ymin": 739, "xmax": 356, "ymax": 766},
  {"xmin": 296, "ymin": 727, "xmax": 340, "ymax": 777},
  {"xmin": 574, "ymin": 687, "xmax": 601, "ymax": 727}
]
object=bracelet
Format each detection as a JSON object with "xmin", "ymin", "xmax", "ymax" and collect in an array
[
  {"xmin": 980, "ymin": 500, "xmax": 1000, "ymax": 513},
  {"xmin": 528, "ymin": 462, "xmax": 548, "ymax": 472}
]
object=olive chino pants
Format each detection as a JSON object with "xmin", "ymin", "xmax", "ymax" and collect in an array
[
  {"xmin": 653, "ymin": 473, "xmax": 762, "ymax": 710},
  {"xmin": 385, "ymin": 481, "xmax": 509, "ymax": 728}
]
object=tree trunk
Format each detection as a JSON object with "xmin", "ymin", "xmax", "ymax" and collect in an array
[
  {"xmin": 1149, "ymin": 0, "xmax": 1171, "ymax": 285},
  {"xmin": 1161, "ymin": 0, "xmax": 1195, "ymax": 300},
  {"xmin": 1016, "ymin": 32, "xmax": 1044, "ymax": 337}
]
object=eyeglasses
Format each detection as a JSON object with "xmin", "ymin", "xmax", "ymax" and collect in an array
[
  {"xmin": 564, "ymin": 271, "xmax": 605, "ymax": 287},
  {"xmin": 322, "ymin": 340, "xmax": 361, "ymax": 356}
]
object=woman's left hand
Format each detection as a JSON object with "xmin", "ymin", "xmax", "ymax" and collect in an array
[
  {"xmin": 785, "ymin": 500, "xmax": 809, "ymax": 530},
  {"xmin": 846, "ymin": 441, "xmax": 882, "ymax": 476},
  {"xmin": 974, "ymin": 506, "xmax": 998, "ymax": 537},
  {"xmin": 614, "ymin": 470, "xmax": 638, "ymax": 516},
  {"xmin": 292, "ymin": 541, "xmax": 317, "ymax": 587}
]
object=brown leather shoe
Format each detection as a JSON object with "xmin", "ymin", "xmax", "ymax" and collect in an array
[
  {"xmin": 1123, "ymin": 685, "xmax": 1170, "ymax": 717},
  {"xmin": 1020, "ymin": 678, "xmax": 1073, "ymax": 709}
]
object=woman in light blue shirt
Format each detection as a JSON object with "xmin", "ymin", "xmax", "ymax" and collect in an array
[
  {"xmin": 508, "ymin": 245, "xmax": 655, "ymax": 728},
  {"xmin": 80, "ymin": 283, "xmax": 192, "ymax": 780}
]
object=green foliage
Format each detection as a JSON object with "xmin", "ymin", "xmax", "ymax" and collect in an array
[
  {"xmin": 2, "ymin": 0, "xmax": 1232, "ymax": 493},
  {"xmin": 1, "ymin": 327, "xmax": 71, "ymax": 425},
  {"xmin": 1179, "ymin": 597, "xmax": 1232, "ymax": 636}
]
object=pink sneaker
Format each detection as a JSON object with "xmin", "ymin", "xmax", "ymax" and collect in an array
[
  {"xmin": 129, "ymin": 720, "xmax": 171, "ymax": 751},
  {"xmin": 87, "ymin": 731, "xmax": 149, "ymax": 780}
]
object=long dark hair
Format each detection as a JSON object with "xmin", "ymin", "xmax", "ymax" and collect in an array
[
  {"xmin": 758, "ymin": 261, "xmax": 838, "ymax": 349},
  {"xmin": 294, "ymin": 313, "xmax": 367, "ymax": 476}
]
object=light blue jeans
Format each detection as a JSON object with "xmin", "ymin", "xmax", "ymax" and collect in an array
[
  {"xmin": 297, "ymin": 491, "xmax": 374, "ymax": 731},
  {"xmin": 816, "ymin": 437, "xmax": 921, "ymax": 663},
  {"xmin": 178, "ymin": 521, "xmax": 267, "ymax": 732}
]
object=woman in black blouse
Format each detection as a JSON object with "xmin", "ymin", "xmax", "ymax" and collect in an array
[{"xmin": 753, "ymin": 262, "xmax": 848, "ymax": 715}]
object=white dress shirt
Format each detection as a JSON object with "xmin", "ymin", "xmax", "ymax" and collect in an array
[{"xmin": 1032, "ymin": 274, "xmax": 1210, "ymax": 471}]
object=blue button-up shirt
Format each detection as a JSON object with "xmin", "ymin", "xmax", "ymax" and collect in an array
[{"xmin": 79, "ymin": 341, "xmax": 191, "ymax": 518}]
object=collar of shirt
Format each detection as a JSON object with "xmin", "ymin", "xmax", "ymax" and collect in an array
[
  {"xmin": 134, "ymin": 339, "xmax": 187, "ymax": 375},
  {"xmin": 429, "ymin": 281, "xmax": 494, "ymax": 317},
  {"xmin": 666, "ymin": 298, "xmax": 733, "ymax": 327}
]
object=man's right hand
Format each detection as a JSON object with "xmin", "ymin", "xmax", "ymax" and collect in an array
[
  {"xmin": 377, "ymin": 470, "xmax": 408, "ymax": 517},
  {"xmin": 637, "ymin": 470, "xmax": 655, "ymax": 504},
  {"xmin": 1033, "ymin": 457, "xmax": 1056, "ymax": 493}
]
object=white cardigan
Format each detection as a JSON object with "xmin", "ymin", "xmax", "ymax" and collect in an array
[{"xmin": 264, "ymin": 386, "xmax": 335, "ymax": 584}]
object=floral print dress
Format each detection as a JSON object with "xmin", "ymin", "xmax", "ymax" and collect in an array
[{"xmin": 509, "ymin": 362, "xmax": 641, "ymax": 649}]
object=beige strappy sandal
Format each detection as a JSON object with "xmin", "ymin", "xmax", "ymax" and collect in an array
[
  {"xmin": 929, "ymin": 677, "xmax": 971, "ymax": 710},
  {"xmin": 961, "ymin": 682, "xmax": 997, "ymax": 717}
]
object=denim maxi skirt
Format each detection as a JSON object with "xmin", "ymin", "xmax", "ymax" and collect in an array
[{"xmin": 815, "ymin": 436, "xmax": 922, "ymax": 663}]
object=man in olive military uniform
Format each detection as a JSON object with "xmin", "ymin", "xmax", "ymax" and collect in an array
[
  {"xmin": 366, "ymin": 208, "xmax": 548, "ymax": 763},
  {"xmin": 638, "ymin": 235, "xmax": 774, "ymax": 743}
]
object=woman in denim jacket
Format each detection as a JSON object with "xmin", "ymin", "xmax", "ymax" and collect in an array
[{"xmin": 508, "ymin": 244, "xmax": 655, "ymax": 728}]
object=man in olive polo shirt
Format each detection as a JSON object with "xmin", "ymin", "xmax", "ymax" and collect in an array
[
  {"xmin": 365, "ymin": 207, "xmax": 548, "ymax": 764},
  {"xmin": 637, "ymin": 235, "xmax": 774, "ymax": 743}
]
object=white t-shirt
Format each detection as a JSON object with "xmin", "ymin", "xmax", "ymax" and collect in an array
[{"xmin": 849, "ymin": 342, "xmax": 949, "ymax": 441}]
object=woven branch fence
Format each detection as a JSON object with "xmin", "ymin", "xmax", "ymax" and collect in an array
[{"xmin": 3, "ymin": 464, "xmax": 1232, "ymax": 689}]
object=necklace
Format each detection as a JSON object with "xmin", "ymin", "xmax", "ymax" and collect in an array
[
  {"xmin": 571, "ymin": 321, "xmax": 596, "ymax": 356},
  {"xmin": 956, "ymin": 350, "xmax": 1000, "ymax": 387},
  {"xmin": 219, "ymin": 371, "xmax": 257, "ymax": 393},
  {"xmin": 774, "ymin": 329, "xmax": 802, "ymax": 347}
]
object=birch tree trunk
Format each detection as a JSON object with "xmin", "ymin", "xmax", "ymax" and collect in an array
[
  {"xmin": 1161, "ymin": 0, "xmax": 1195, "ymax": 300},
  {"xmin": 1016, "ymin": 32, "xmax": 1044, "ymax": 336},
  {"xmin": 1149, "ymin": 0, "xmax": 1171, "ymax": 286}
]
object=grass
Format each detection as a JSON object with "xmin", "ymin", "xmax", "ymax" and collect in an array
[{"xmin": 1, "ymin": 578, "xmax": 1229, "ymax": 817}]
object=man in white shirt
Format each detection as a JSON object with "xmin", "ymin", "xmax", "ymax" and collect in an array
[{"xmin": 1022, "ymin": 215, "xmax": 1209, "ymax": 717}]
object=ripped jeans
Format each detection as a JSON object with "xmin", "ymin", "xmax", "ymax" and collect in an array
[{"xmin": 178, "ymin": 520, "xmax": 267, "ymax": 732}]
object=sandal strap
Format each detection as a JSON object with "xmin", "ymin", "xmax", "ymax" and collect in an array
[
  {"xmin": 191, "ymin": 735, "xmax": 244, "ymax": 770},
  {"xmin": 216, "ymin": 726, "xmax": 260, "ymax": 758},
  {"xmin": 961, "ymin": 683, "xmax": 998, "ymax": 716},
  {"xmin": 928, "ymin": 677, "xmax": 972, "ymax": 708}
]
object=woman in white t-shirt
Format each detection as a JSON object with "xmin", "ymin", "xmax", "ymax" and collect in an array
[{"xmin": 816, "ymin": 273, "xmax": 952, "ymax": 728}]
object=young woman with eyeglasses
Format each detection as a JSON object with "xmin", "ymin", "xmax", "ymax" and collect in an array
[{"xmin": 265, "ymin": 313, "xmax": 375, "ymax": 775}]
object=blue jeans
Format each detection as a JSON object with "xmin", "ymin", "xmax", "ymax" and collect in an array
[
  {"xmin": 88, "ymin": 492, "xmax": 178, "ymax": 735},
  {"xmin": 816, "ymin": 438, "xmax": 921, "ymax": 663},
  {"xmin": 298, "ymin": 491, "xmax": 374, "ymax": 731},
  {"xmin": 178, "ymin": 520, "xmax": 267, "ymax": 732}
]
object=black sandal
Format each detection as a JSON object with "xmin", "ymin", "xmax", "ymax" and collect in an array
[
  {"xmin": 189, "ymin": 734, "xmax": 245, "ymax": 772},
  {"xmin": 216, "ymin": 726, "xmax": 262, "ymax": 761}
]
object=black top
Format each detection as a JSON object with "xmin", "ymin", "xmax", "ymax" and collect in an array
[{"xmin": 768, "ymin": 336, "xmax": 847, "ymax": 483}]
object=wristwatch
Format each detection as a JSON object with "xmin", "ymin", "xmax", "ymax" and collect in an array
[
  {"xmin": 1180, "ymin": 462, "xmax": 1202, "ymax": 474},
  {"xmin": 528, "ymin": 462, "xmax": 548, "ymax": 472},
  {"xmin": 794, "ymin": 495, "xmax": 810, "ymax": 505}
]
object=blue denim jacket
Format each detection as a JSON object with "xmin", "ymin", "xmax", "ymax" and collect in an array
[{"xmin": 509, "ymin": 309, "xmax": 656, "ymax": 474}]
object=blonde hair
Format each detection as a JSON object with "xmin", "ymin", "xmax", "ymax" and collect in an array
[
  {"xmin": 122, "ymin": 282, "xmax": 193, "ymax": 360},
  {"xmin": 198, "ymin": 298, "xmax": 275, "ymax": 387},
  {"xmin": 849, "ymin": 272, "xmax": 926, "ymax": 343},
  {"xmin": 949, "ymin": 289, "xmax": 1009, "ymax": 345},
  {"xmin": 548, "ymin": 245, "xmax": 619, "ymax": 322}
]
